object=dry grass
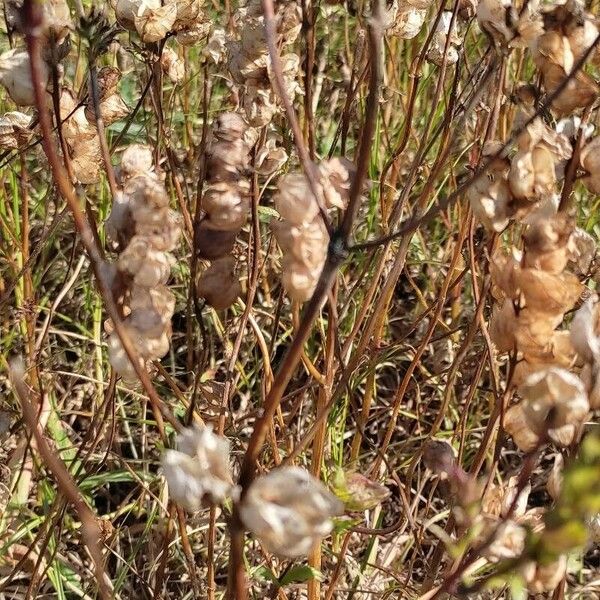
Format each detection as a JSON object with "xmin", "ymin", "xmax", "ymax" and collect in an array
[{"xmin": 1, "ymin": 0, "xmax": 600, "ymax": 598}]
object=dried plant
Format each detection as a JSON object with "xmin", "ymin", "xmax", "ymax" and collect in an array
[{"xmin": 2, "ymin": 0, "xmax": 600, "ymax": 598}]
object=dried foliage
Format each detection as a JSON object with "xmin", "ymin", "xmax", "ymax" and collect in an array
[{"xmin": 1, "ymin": 0, "xmax": 600, "ymax": 598}]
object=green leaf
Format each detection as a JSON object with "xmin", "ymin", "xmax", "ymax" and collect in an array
[
  {"xmin": 508, "ymin": 574, "xmax": 527, "ymax": 600},
  {"xmin": 279, "ymin": 565, "xmax": 323, "ymax": 586},
  {"xmin": 250, "ymin": 565, "xmax": 278, "ymax": 583},
  {"xmin": 258, "ymin": 205, "xmax": 280, "ymax": 223}
]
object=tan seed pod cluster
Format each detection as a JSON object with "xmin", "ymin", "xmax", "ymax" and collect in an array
[
  {"xmin": 530, "ymin": 1, "xmax": 599, "ymax": 117},
  {"xmin": 272, "ymin": 158, "xmax": 353, "ymax": 302},
  {"xmin": 113, "ymin": 0, "xmax": 209, "ymax": 45},
  {"xmin": 470, "ymin": 113, "xmax": 574, "ymax": 234},
  {"xmin": 227, "ymin": 0, "xmax": 301, "ymax": 126},
  {"xmin": 490, "ymin": 214, "xmax": 582, "ymax": 386},
  {"xmin": 195, "ymin": 112, "xmax": 252, "ymax": 309},
  {"xmin": 105, "ymin": 144, "xmax": 181, "ymax": 382},
  {"xmin": 508, "ymin": 116, "xmax": 572, "ymax": 206}
]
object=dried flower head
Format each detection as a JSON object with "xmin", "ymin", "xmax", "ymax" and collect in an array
[{"xmin": 240, "ymin": 466, "xmax": 344, "ymax": 557}]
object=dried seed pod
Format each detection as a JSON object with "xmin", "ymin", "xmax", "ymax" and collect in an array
[
  {"xmin": 171, "ymin": 0, "xmax": 203, "ymax": 29},
  {"xmin": 85, "ymin": 67, "xmax": 129, "ymax": 125},
  {"xmin": 580, "ymin": 136, "xmax": 600, "ymax": 194},
  {"xmin": 546, "ymin": 453, "xmax": 563, "ymax": 501},
  {"xmin": 389, "ymin": 7, "xmax": 426, "ymax": 39},
  {"xmin": 484, "ymin": 519, "xmax": 527, "ymax": 562},
  {"xmin": 196, "ymin": 256, "xmax": 241, "ymax": 310},
  {"xmin": 0, "ymin": 48, "xmax": 49, "ymax": 107},
  {"xmin": 274, "ymin": 173, "xmax": 320, "ymax": 225},
  {"xmin": 118, "ymin": 236, "xmax": 175, "ymax": 287},
  {"xmin": 201, "ymin": 182, "xmax": 249, "ymax": 232},
  {"xmin": 523, "ymin": 214, "xmax": 573, "ymax": 275},
  {"xmin": 330, "ymin": 468, "xmax": 391, "ymax": 511},
  {"xmin": 427, "ymin": 12, "xmax": 461, "ymax": 66},
  {"xmin": 490, "ymin": 248, "xmax": 522, "ymax": 300},
  {"xmin": 125, "ymin": 175, "xmax": 170, "ymax": 226},
  {"xmin": 195, "ymin": 222, "xmax": 237, "ymax": 260},
  {"xmin": 489, "ymin": 300, "xmax": 518, "ymax": 352},
  {"xmin": 240, "ymin": 467, "xmax": 344, "ymax": 558},
  {"xmin": 203, "ymin": 28, "xmax": 227, "ymax": 63},
  {"xmin": 162, "ymin": 425, "xmax": 233, "ymax": 511},
  {"xmin": 281, "ymin": 257, "xmax": 323, "ymax": 302},
  {"xmin": 6, "ymin": 0, "xmax": 72, "ymax": 42},
  {"xmin": 522, "ymin": 555, "xmax": 567, "ymax": 593},
  {"xmin": 504, "ymin": 402, "xmax": 541, "ymax": 452},
  {"xmin": 255, "ymin": 137, "xmax": 288, "ymax": 175},
  {"xmin": 422, "ymin": 439, "xmax": 457, "ymax": 475},
  {"xmin": 570, "ymin": 295, "xmax": 600, "ymax": 363},
  {"xmin": 69, "ymin": 136, "xmax": 103, "ymax": 185},
  {"xmin": 533, "ymin": 31, "xmax": 599, "ymax": 116},
  {"xmin": 176, "ymin": 21, "xmax": 211, "ymax": 45},
  {"xmin": 161, "ymin": 47, "xmax": 185, "ymax": 84},
  {"xmin": 135, "ymin": 2, "xmax": 178, "ymax": 42},
  {"xmin": 121, "ymin": 144, "xmax": 155, "ymax": 180},
  {"xmin": 567, "ymin": 228, "xmax": 596, "ymax": 277},
  {"xmin": 0, "ymin": 111, "xmax": 32, "ymax": 149},
  {"xmin": 515, "ymin": 269, "xmax": 582, "ymax": 315},
  {"xmin": 518, "ymin": 367, "xmax": 589, "ymax": 447},
  {"xmin": 136, "ymin": 209, "xmax": 182, "ymax": 252},
  {"xmin": 107, "ymin": 331, "xmax": 141, "ymax": 382},
  {"xmin": 114, "ymin": 0, "xmax": 161, "ymax": 29},
  {"xmin": 469, "ymin": 176, "xmax": 513, "ymax": 233},
  {"xmin": 272, "ymin": 220, "xmax": 328, "ymax": 272}
]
